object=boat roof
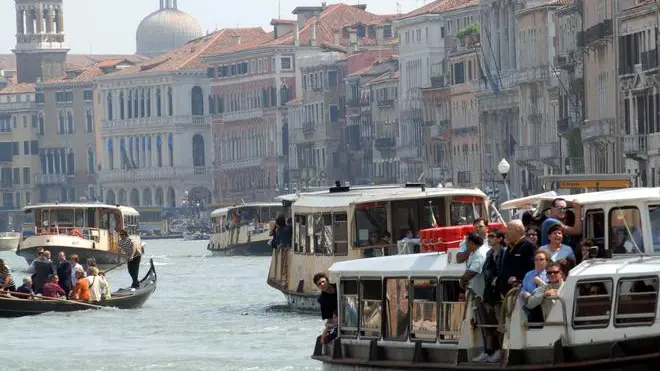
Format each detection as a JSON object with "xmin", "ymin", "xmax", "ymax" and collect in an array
[
  {"xmin": 23, "ymin": 203, "xmax": 139, "ymax": 215},
  {"xmin": 328, "ymin": 252, "xmax": 465, "ymax": 279},
  {"xmin": 524, "ymin": 187, "xmax": 660, "ymax": 208},
  {"xmin": 569, "ymin": 255, "xmax": 660, "ymax": 279},
  {"xmin": 275, "ymin": 184, "xmax": 404, "ymax": 203},
  {"xmin": 500, "ymin": 191, "xmax": 557, "ymax": 210},
  {"xmin": 210, "ymin": 202, "xmax": 283, "ymax": 217},
  {"xmin": 293, "ymin": 186, "xmax": 486, "ymax": 212}
]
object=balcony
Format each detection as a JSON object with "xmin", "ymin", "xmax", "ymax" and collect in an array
[
  {"xmin": 581, "ymin": 118, "xmax": 616, "ymax": 141},
  {"xmin": 36, "ymin": 173, "xmax": 70, "ymax": 186},
  {"xmin": 623, "ymin": 134, "xmax": 648, "ymax": 160},
  {"xmin": 539, "ymin": 142, "xmax": 560, "ymax": 160},
  {"xmin": 377, "ymin": 99, "xmax": 395, "ymax": 108},
  {"xmin": 557, "ymin": 117, "xmax": 580, "ymax": 134},
  {"xmin": 99, "ymin": 166, "xmax": 213, "ymax": 183},
  {"xmin": 456, "ymin": 171, "xmax": 473, "ymax": 185},
  {"xmin": 565, "ymin": 157, "xmax": 585, "ymax": 174},
  {"xmin": 641, "ymin": 49, "xmax": 658, "ymax": 71},
  {"xmin": 515, "ymin": 146, "xmax": 540, "ymax": 163},
  {"xmin": 302, "ymin": 121, "xmax": 315, "ymax": 136},
  {"xmin": 346, "ymin": 99, "xmax": 361, "ymax": 108},
  {"xmin": 451, "ymin": 126, "xmax": 478, "ymax": 136},
  {"xmin": 375, "ymin": 137, "xmax": 395, "ymax": 152},
  {"xmin": 583, "ymin": 19, "xmax": 612, "ymax": 47},
  {"xmin": 220, "ymin": 109, "xmax": 263, "ymax": 122}
]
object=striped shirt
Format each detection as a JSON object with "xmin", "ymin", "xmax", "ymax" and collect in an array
[
  {"xmin": 119, "ymin": 237, "xmax": 140, "ymax": 257},
  {"xmin": 0, "ymin": 264, "xmax": 15, "ymax": 288}
]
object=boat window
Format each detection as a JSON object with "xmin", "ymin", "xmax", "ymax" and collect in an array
[
  {"xmin": 647, "ymin": 205, "xmax": 660, "ymax": 252},
  {"xmin": 313, "ymin": 214, "xmax": 333, "ymax": 254},
  {"xmin": 391, "ymin": 197, "xmax": 448, "ymax": 241},
  {"xmin": 609, "ymin": 207, "xmax": 643, "ymax": 254},
  {"xmin": 410, "ymin": 279, "xmax": 437, "ymax": 341},
  {"xmin": 354, "ymin": 202, "xmax": 387, "ymax": 248},
  {"xmin": 340, "ymin": 279, "xmax": 359, "ymax": 338},
  {"xmin": 384, "ymin": 278, "xmax": 409, "ymax": 341},
  {"xmin": 360, "ymin": 279, "xmax": 383, "ymax": 338},
  {"xmin": 74, "ymin": 209, "xmax": 85, "ymax": 228},
  {"xmin": 438, "ymin": 279, "xmax": 465, "ymax": 341},
  {"xmin": 584, "ymin": 209, "xmax": 605, "ymax": 254},
  {"xmin": 572, "ymin": 279, "xmax": 613, "ymax": 329},
  {"xmin": 293, "ymin": 214, "xmax": 307, "ymax": 254},
  {"xmin": 52, "ymin": 209, "xmax": 74, "ymax": 226},
  {"xmin": 614, "ymin": 277, "xmax": 658, "ymax": 327},
  {"xmin": 87, "ymin": 209, "xmax": 96, "ymax": 228},
  {"xmin": 333, "ymin": 213, "xmax": 348, "ymax": 255},
  {"xmin": 450, "ymin": 196, "xmax": 485, "ymax": 226}
]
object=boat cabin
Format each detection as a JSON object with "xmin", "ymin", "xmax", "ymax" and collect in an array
[{"xmin": 210, "ymin": 202, "xmax": 285, "ymax": 234}]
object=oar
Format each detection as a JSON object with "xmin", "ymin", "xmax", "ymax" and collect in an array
[
  {"xmin": 104, "ymin": 260, "xmax": 127, "ymax": 274},
  {"xmin": 4, "ymin": 291, "xmax": 102, "ymax": 310}
]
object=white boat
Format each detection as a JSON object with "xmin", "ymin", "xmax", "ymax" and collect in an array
[
  {"xmin": 0, "ymin": 232, "xmax": 20, "ymax": 252},
  {"xmin": 16, "ymin": 203, "xmax": 142, "ymax": 266},
  {"xmin": 183, "ymin": 230, "xmax": 210, "ymax": 241},
  {"xmin": 313, "ymin": 187, "xmax": 660, "ymax": 370},
  {"xmin": 207, "ymin": 202, "xmax": 284, "ymax": 256},
  {"xmin": 267, "ymin": 182, "xmax": 504, "ymax": 312}
]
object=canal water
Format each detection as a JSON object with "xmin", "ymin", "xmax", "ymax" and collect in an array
[{"xmin": 0, "ymin": 239, "xmax": 321, "ymax": 371}]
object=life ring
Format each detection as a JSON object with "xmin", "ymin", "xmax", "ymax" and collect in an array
[{"xmin": 69, "ymin": 229, "xmax": 83, "ymax": 238}]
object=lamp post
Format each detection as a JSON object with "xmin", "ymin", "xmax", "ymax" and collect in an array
[{"xmin": 498, "ymin": 158, "xmax": 512, "ymax": 221}]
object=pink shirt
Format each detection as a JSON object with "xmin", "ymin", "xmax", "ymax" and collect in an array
[{"xmin": 42, "ymin": 282, "xmax": 65, "ymax": 298}]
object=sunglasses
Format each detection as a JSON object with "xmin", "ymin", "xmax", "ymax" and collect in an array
[
  {"xmin": 547, "ymin": 270, "xmax": 561, "ymax": 275},
  {"xmin": 554, "ymin": 206, "xmax": 567, "ymax": 211}
]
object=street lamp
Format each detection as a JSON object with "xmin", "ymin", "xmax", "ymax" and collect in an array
[{"xmin": 498, "ymin": 158, "xmax": 512, "ymax": 221}]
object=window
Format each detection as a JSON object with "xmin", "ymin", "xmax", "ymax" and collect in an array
[
  {"xmin": 280, "ymin": 57, "xmax": 292, "ymax": 70},
  {"xmin": 438, "ymin": 280, "xmax": 464, "ymax": 340},
  {"xmin": 83, "ymin": 90, "xmax": 93, "ymax": 102},
  {"xmin": 340, "ymin": 280, "xmax": 359, "ymax": 337},
  {"xmin": 360, "ymin": 279, "xmax": 382, "ymax": 338},
  {"xmin": 36, "ymin": 92, "xmax": 44, "ymax": 104},
  {"xmin": 22, "ymin": 167, "xmax": 30, "ymax": 185},
  {"xmin": 30, "ymin": 140, "xmax": 38, "ymax": 155},
  {"xmin": 410, "ymin": 279, "xmax": 437, "ymax": 341},
  {"xmin": 354, "ymin": 202, "xmax": 387, "ymax": 247},
  {"xmin": 609, "ymin": 207, "xmax": 643, "ymax": 254},
  {"xmin": 449, "ymin": 196, "xmax": 484, "ymax": 226},
  {"xmin": 614, "ymin": 277, "xmax": 658, "ymax": 327},
  {"xmin": 328, "ymin": 70, "xmax": 338, "ymax": 87},
  {"xmin": 86, "ymin": 110, "xmax": 93, "ymax": 133},
  {"xmin": 454, "ymin": 62, "xmax": 465, "ymax": 84},
  {"xmin": 294, "ymin": 214, "xmax": 308, "ymax": 254},
  {"xmin": 384, "ymin": 278, "xmax": 409, "ymax": 341},
  {"xmin": 648, "ymin": 205, "xmax": 660, "ymax": 252},
  {"xmin": 329, "ymin": 105, "xmax": 339, "ymax": 122},
  {"xmin": 572, "ymin": 279, "xmax": 613, "ymax": 329},
  {"xmin": 23, "ymin": 141, "xmax": 29, "ymax": 155},
  {"xmin": 313, "ymin": 214, "xmax": 333, "ymax": 254},
  {"xmin": 13, "ymin": 168, "xmax": 20, "ymax": 185},
  {"xmin": 333, "ymin": 213, "xmax": 348, "ymax": 255},
  {"xmin": 12, "ymin": 142, "xmax": 18, "ymax": 156}
]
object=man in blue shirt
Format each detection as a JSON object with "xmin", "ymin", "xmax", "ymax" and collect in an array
[
  {"xmin": 539, "ymin": 198, "xmax": 582, "ymax": 247},
  {"xmin": 457, "ymin": 218, "xmax": 489, "ymax": 264}
]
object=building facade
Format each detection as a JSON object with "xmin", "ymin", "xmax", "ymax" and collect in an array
[{"xmin": 367, "ymin": 67, "xmax": 400, "ymax": 185}]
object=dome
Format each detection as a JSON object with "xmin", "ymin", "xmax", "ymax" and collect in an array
[{"xmin": 136, "ymin": 8, "xmax": 204, "ymax": 58}]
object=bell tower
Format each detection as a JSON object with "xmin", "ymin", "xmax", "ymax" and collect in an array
[{"xmin": 12, "ymin": 0, "xmax": 69, "ymax": 83}]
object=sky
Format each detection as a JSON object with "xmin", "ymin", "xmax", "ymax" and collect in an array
[{"xmin": 0, "ymin": 0, "xmax": 425, "ymax": 55}]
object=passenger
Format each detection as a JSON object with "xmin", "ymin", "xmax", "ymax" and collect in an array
[
  {"xmin": 525, "ymin": 262, "xmax": 565, "ymax": 319},
  {"xmin": 539, "ymin": 198, "xmax": 582, "ymax": 247},
  {"xmin": 457, "ymin": 232, "xmax": 493, "ymax": 363},
  {"xmin": 539, "ymin": 224, "xmax": 576, "ymax": 268},
  {"xmin": 457, "ymin": 219, "xmax": 489, "ymax": 264},
  {"xmin": 56, "ymin": 251, "xmax": 73, "ymax": 298},
  {"xmin": 86, "ymin": 267, "xmax": 108, "ymax": 303},
  {"xmin": 69, "ymin": 254, "xmax": 84, "ymax": 284},
  {"xmin": 98, "ymin": 271, "xmax": 111, "ymax": 299},
  {"xmin": 270, "ymin": 214, "xmax": 285, "ymax": 249},
  {"xmin": 0, "ymin": 259, "xmax": 16, "ymax": 292},
  {"xmin": 520, "ymin": 250, "xmax": 550, "ymax": 324},
  {"xmin": 15, "ymin": 278, "xmax": 33, "ymax": 295},
  {"xmin": 70, "ymin": 269, "xmax": 90, "ymax": 301},
  {"xmin": 525, "ymin": 227, "xmax": 539, "ymax": 247},
  {"xmin": 497, "ymin": 220, "xmax": 535, "ymax": 296},
  {"xmin": 480, "ymin": 229, "xmax": 506, "ymax": 362},
  {"xmin": 86, "ymin": 258, "xmax": 98, "ymax": 270},
  {"xmin": 280, "ymin": 217, "xmax": 293, "ymax": 248},
  {"xmin": 313, "ymin": 272, "xmax": 337, "ymax": 323},
  {"xmin": 26, "ymin": 247, "xmax": 44, "ymax": 273},
  {"xmin": 118, "ymin": 229, "xmax": 142, "ymax": 290},
  {"xmin": 580, "ymin": 239, "xmax": 597, "ymax": 262},
  {"xmin": 41, "ymin": 274, "xmax": 65, "ymax": 299},
  {"xmin": 30, "ymin": 251, "xmax": 55, "ymax": 294}
]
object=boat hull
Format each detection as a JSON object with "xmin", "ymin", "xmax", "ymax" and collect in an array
[
  {"xmin": 17, "ymin": 245, "xmax": 123, "ymax": 267},
  {"xmin": 208, "ymin": 241, "xmax": 273, "ymax": 256},
  {"xmin": 0, "ymin": 259, "xmax": 157, "ymax": 318}
]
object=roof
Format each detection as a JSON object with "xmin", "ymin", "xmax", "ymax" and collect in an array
[
  {"xmin": 43, "ymin": 59, "xmax": 136, "ymax": 84},
  {"xmin": 22, "ymin": 203, "xmax": 139, "ymax": 215},
  {"xmin": 109, "ymin": 27, "xmax": 269, "ymax": 77},
  {"xmin": 342, "ymin": 49, "xmax": 395, "ymax": 76},
  {"xmin": 365, "ymin": 69, "xmax": 400, "ymax": 85},
  {"xmin": 136, "ymin": 8, "xmax": 204, "ymax": 58},
  {"xmin": 401, "ymin": 0, "xmax": 479, "ymax": 20},
  {"xmin": 0, "ymin": 83, "xmax": 35, "ymax": 95},
  {"xmin": 569, "ymin": 256, "xmax": 660, "ymax": 279},
  {"xmin": 265, "ymin": 3, "xmax": 388, "ymax": 47},
  {"xmin": 270, "ymin": 18, "xmax": 296, "ymax": 25},
  {"xmin": 0, "ymin": 54, "xmax": 147, "ymax": 72},
  {"xmin": 328, "ymin": 251, "xmax": 465, "ymax": 279},
  {"xmin": 500, "ymin": 191, "xmax": 557, "ymax": 210},
  {"xmin": 292, "ymin": 186, "xmax": 486, "ymax": 212},
  {"xmin": 210, "ymin": 202, "xmax": 283, "ymax": 217},
  {"xmin": 529, "ymin": 187, "xmax": 660, "ymax": 208}
]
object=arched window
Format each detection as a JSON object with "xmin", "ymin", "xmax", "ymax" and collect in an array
[
  {"xmin": 66, "ymin": 111, "xmax": 73, "ymax": 134},
  {"xmin": 87, "ymin": 146, "xmax": 95, "ymax": 174},
  {"xmin": 191, "ymin": 86, "xmax": 204, "ymax": 115},
  {"xmin": 58, "ymin": 111, "xmax": 65, "ymax": 134},
  {"xmin": 66, "ymin": 150, "xmax": 74, "ymax": 175},
  {"xmin": 192, "ymin": 134, "xmax": 205, "ymax": 167},
  {"xmin": 86, "ymin": 110, "xmax": 93, "ymax": 133},
  {"xmin": 40, "ymin": 152, "xmax": 47, "ymax": 174},
  {"xmin": 168, "ymin": 134, "xmax": 174, "ymax": 167},
  {"xmin": 156, "ymin": 88, "xmax": 162, "ymax": 117},
  {"xmin": 156, "ymin": 135, "xmax": 162, "ymax": 167},
  {"xmin": 167, "ymin": 87, "xmax": 173, "ymax": 116},
  {"xmin": 146, "ymin": 88, "xmax": 152, "ymax": 117},
  {"xmin": 143, "ymin": 188, "xmax": 152, "ymax": 206},
  {"xmin": 128, "ymin": 90, "xmax": 133, "ymax": 118},
  {"xmin": 119, "ymin": 91, "xmax": 125, "ymax": 119},
  {"xmin": 107, "ymin": 138, "xmax": 114, "ymax": 170},
  {"xmin": 133, "ymin": 89, "xmax": 138, "ymax": 118},
  {"xmin": 107, "ymin": 92, "xmax": 113, "ymax": 120},
  {"xmin": 140, "ymin": 89, "xmax": 145, "ymax": 117},
  {"xmin": 208, "ymin": 95, "xmax": 216, "ymax": 114}
]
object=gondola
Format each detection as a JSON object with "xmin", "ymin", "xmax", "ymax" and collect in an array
[{"xmin": 0, "ymin": 258, "xmax": 157, "ymax": 318}]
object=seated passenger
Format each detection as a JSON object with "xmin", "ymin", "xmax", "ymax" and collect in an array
[
  {"xmin": 525, "ymin": 262, "xmax": 565, "ymax": 320},
  {"xmin": 580, "ymin": 239, "xmax": 597, "ymax": 262},
  {"xmin": 70, "ymin": 269, "xmax": 90, "ymax": 301},
  {"xmin": 521, "ymin": 250, "xmax": 550, "ymax": 296},
  {"xmin": 16, "ymin": 278, "xmax": 34, "ymax": 295},
  {"xmin": 87, "ymin": 267, "xmax": 108, "ymax": 303},
  {"xmin": 41, "ymin": 274, "xmax": 65, "ymax": 299},
  {"xmin": 98, "ymin": 271, "xmax": 112, "ymax": 300},
  {"xmin": 539, "ymin": 224, "xmax": 576, "ymax": 268}
]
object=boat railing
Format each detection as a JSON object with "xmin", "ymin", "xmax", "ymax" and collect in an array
[
  {"xmin": 357, "ymin": 244, "xmax": 398, "ymax": 257},
  {"xmin": 32, "ymin": 226, "xmax": 103, "ymax": 243},
  {"xmin": 439, "ymin": 301, "xmax": 466, "ymax": 340}
]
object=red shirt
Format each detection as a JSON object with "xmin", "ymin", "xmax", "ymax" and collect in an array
[{"xmin": 42, "ymin": 282, "xmax": 65, "ymax": 298}]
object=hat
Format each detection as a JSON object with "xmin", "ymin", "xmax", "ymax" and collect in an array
[{"xmin": 22, "ymin": 278, "xmax": 31, "ymax": 284}]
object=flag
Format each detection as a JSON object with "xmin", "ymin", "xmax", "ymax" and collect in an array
[{"xmin": 429, "ymin": 206, "xmax": 439, "ymax": 228}]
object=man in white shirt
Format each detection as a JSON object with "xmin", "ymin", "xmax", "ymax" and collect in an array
[{"xmin": 457, "ymin": 218, "xmax": 489, "ymax": 264}]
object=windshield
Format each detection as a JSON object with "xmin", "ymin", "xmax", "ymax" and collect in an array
[
  {"xmin": 449, "ymin": 196, "xmax": 485, "ymax": 226},
  {"xmin": 354, "ymin": 202, "xmax": 387, "ymax": 247}
]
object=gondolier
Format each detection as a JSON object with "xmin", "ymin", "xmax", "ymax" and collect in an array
[{"xmin": 118, "ymin": 229, "xmax": 142, "ymax": 290}]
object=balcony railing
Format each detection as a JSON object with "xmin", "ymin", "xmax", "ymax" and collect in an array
[
  {"xmin": 220, "ymin": 109, "xmax": 263, "ymax": 122},
  {"xmin": 515, "ymin": 146, "xmax": 540, "ymax": 163},
  {"xmin": 346, "ymin": 99, "xmax": 361, "ymax": 108},
  {"xmin": 36, "ymin": 173, "xmax": 70, "ymax": 185},
  {"xmin": 623, "ymin": 134, "xmax": 648, "ymax": 154},
  {"xmin": 565, "ymin": 157, "xmax": 585, "ymax": 174},
  {"xmin": 377, "ymin": 99, "xmax": 395, "ymax": 107},
  {"xmin": 375, "ymin": 138, "xmax": 395, "ymax": 151},
  {"xmin": 99, "ymin": 166, "xmax": 213, "ymax": 183},
  {"xmin": 539, "ymin": 142, "xmax": 560, "ymax": 159},
  {"xmin": 581, "ymin": 118, "xmax": 616, "ymax": 141},
  {"xmin": 302, "ymin": 121, "xmax": 315, "ymax": 135}
]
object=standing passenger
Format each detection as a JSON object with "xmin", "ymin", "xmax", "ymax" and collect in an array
[
  {"xmin": 56, "ymin": 251, "xmax": 73, "ymax": 298},
  {"xmin": 118, "ymin": 229, "xmax": 142, "ymax": 290}
]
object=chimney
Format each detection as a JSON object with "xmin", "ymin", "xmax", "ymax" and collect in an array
[
  {"xmin": 349, "ymin": 28, "xmax": 357, "ymax": 45},
  {"xmin": 311, "ymin": 13, "xmax": 319, "ymax": 46},
  {"xmin": 294, "ymin": 24, "xmax": 300, "ymax": 46},
  {"xmin": 232, "ymin": 35, "xmax": 241, "ymax": 45}
]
